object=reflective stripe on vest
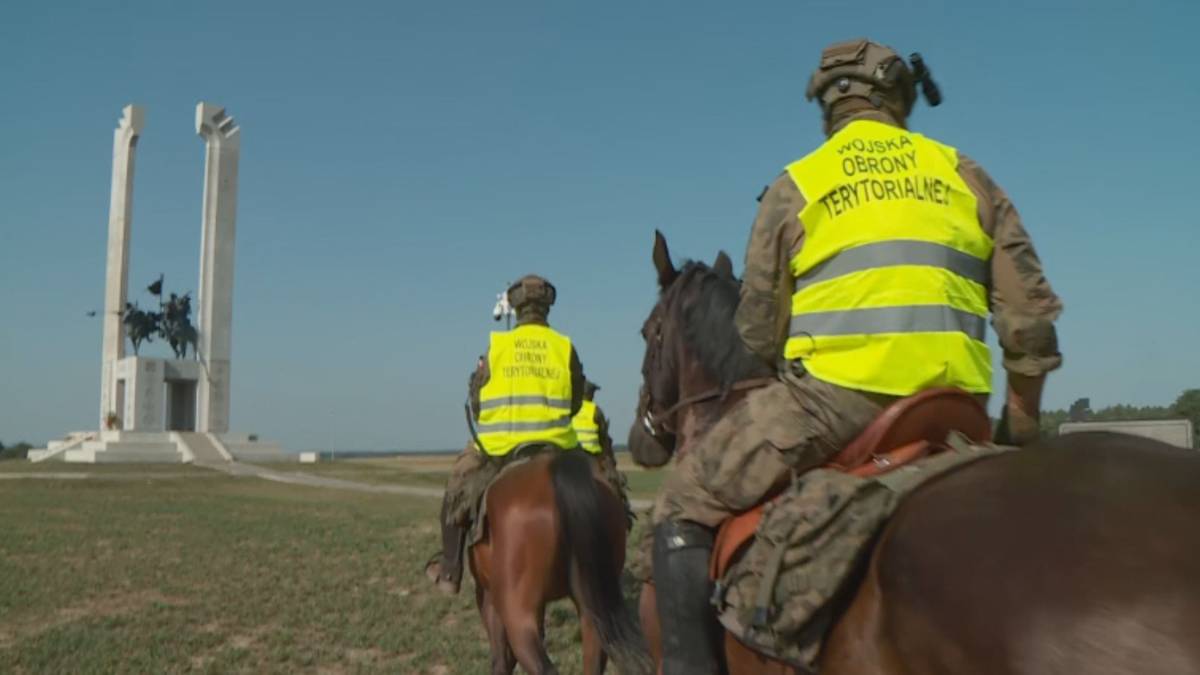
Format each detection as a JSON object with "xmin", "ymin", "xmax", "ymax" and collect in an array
[
  {"xmin": 784, "ymin": 119, "xmax": 993, "ymax": 396},
  {"xmin": 477, "ymin": 325, "xmax": 578, "ymax": 456},
  {"xmin": 572, "ymin": 400, "xmax": 603, "ymax": 454}
]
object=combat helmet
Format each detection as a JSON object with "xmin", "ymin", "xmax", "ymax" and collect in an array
[
  {"xmin": 507, "ymin": 274, "xmax": 557, "ymax": 312},
  {"xmin": 583, "ymin": 380, "xmax": 600, "ymax": 398},
  {"xmin": 805, "ymin": 38, "xmax": 941, "ymax": 124}
]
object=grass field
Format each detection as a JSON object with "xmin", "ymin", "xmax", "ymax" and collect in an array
[{"xmin": 0, "ymin": 459, "xmax": 661, "ymax": 674}]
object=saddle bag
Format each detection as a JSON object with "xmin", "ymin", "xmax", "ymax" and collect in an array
[{"xmin": 712, "ymin": 443, "xmax": 1008, "ymax": 669}]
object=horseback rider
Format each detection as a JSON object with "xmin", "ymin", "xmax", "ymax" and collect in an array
[
  {"xmin": 156, "ymin": 292, "xmax": 197, "ymax": 359},
  {"xmin": 652, "ymin": 39, "xmax": 1064, "ymax": 674},
  {"xmin": 122, "ymin": 302, "xmax": 159, "ymax": 354},
  {"xmin": 573, "ymin": 381, "xmax": 604, "ymax": 453},
  {"xmin": 573, "ymin": 380, "xmax": 633, "ymax": 522},
  {"xmin": 425, "ymin": 274, "xmax": 630, "ymax": 594},
  {"xmin": 164, "ymin": 293, "xmax": 180, "ymax": 322}
]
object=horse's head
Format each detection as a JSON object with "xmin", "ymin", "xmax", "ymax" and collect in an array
[{"xmin": 628, "ymin": 231, "xmax": 768, "ymax": 468}]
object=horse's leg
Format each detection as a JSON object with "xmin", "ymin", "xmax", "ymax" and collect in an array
[
  {"xmin": 572, "ymin": 597, "xmax": 607, "ymax": 675},
  {"xmin": 492, "ymin": 514, "xmax": 558, "ymax": 675},
  {"xmin": 477, "ymin": 583, "xmax": 516, "ymax": 675},
  {"xmin": 497, "ymin": 593, "xmax": 555, "ymax": 675}
]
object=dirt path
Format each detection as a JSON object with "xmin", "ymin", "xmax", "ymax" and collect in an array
[
  {"xmin": 217, "ymin": 462, "xmax": 654, "ymax": 508},
  {"xmin": 0, "ymin": 472, "xmax": 217, "ymax": 481},
  {"xmin": 4, "ymin": 461, "xmax": 653, "ymax": 509},
  {"xmin": 206, "ymin": 461, "xmax": 446, "ymax": 498}
]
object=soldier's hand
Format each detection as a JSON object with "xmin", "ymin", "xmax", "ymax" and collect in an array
[
  {"xmin": 994, "ymin": 404, "xmax": 1041, "ymax": 447},
  {"xmin": 995, "ymin": 373, "xmax": 1045, "ymax": 447}
]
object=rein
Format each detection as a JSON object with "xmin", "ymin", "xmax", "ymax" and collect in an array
[{"xmin": 642, "ymin": 376, "xmax": 776, "ymax": 439}]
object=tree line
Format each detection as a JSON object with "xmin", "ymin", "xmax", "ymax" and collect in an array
[
  {"xmin": 3, "ymin": 389, "xmax": 1197, "ymax": 459},
  {"xmin": 0, "ymin": 441, "xmax": 33, "ymax": 460},
  {"xmin": 1040, "ymin": 389, "xmax": 1200, "ymax": 447}
]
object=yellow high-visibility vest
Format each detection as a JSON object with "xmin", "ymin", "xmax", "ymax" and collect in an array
[
  {"xmin": 572, "ymin": 400, "xmax": 604, "ymax": 455},
  {"xmin": 783, "ymin": 119, "xmax": 993, "ymax": 395},
  {"xmin": 476, "ymin": 324, "xmax": 578, "ymax": 456}
]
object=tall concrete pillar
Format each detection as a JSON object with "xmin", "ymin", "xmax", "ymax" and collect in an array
[
  {"xmin": 195, "ymin": 103, "xmax": 239, "ymax": 434},
  {"xmin": 99, "ymin": 105, "xmax": 144, "ymax": 428}
]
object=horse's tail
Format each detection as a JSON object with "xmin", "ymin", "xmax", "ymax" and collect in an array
[{"xmin": 550, "ymin": 450, "xmax": 652, "ymax": 675}]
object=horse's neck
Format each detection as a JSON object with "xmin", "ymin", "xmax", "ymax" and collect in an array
[{"xmin": 674, "ymin": 361, "xmax": 744, "ymax": 456}]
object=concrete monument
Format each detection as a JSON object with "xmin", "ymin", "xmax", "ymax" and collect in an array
[
  {"xmin": 98, "ymin": 105, "xmax": 143, "ymax": 430},
  {"xmin": 30, "ymin": 103, "xmax": 283, "ymax": 463},
  {"xmin": 196, "ymin": 103, "xmax": 239, "ymax": 435}
]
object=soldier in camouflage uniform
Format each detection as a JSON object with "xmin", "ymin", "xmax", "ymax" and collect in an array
[
  {"xmin": 652, "ymin": 39, "xmax": 1064, "ymax": 674},
  {"xmin": 573, "ymin": 381, "xmax": 634, "ymax": 524},
  {"xmin": 425, "ymin": 275, "xmax": 630, "ymax": 594}
]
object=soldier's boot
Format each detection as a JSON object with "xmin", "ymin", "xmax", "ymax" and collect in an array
[
  {"xmin": 653, "ymin": 520, "xmax": 723, "ymax": 675},
  {"xmin": 424, "ymin": 497, "xmax": 467, "ymax": 595}
]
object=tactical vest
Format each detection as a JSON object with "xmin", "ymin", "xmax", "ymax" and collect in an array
[
  {"xmin": 572, "ymin": 400, "xmax": 604, "ymax": 455},
  {"xmin": 477, "ymin": 324, "xmax": 578, "ymax": 456},
  {"xmin": 783, "ymin": 119, "xmax": 993, "ymax": 395}
]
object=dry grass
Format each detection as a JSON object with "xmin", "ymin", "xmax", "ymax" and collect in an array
[{"xmin": 0, "ymin": 461, "xmax": 660, "ymax": 673}]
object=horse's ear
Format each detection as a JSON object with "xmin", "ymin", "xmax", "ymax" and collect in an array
[
  {"xmin": 652, "ymin": 229, "xmax": 678, "ymax": 290},
  {"xmin": 713, "ymin": 250, "xmax": 734, "ymax": 279}
]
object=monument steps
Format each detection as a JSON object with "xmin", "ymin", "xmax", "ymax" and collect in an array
[
  {"xmin": 177, "ymin": 432, "xmax": 232, "ymax": 464},
  {"xmin": 66, "ymin": 437, "xmax": 185, "ymax": 463},
  {"xmin": 29, "ymin": 432, "xmax": 96, "ymax": 462}
]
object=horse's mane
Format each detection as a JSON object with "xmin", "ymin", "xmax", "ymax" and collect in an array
[{"xmin": 671, "ymin": 260, "xmax": 774, "ymax": 389}]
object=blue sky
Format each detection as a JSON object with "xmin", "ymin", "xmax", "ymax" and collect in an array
[{"xmin": 2, "ymin": 1, "xmax": 1197, "ymax": 451}]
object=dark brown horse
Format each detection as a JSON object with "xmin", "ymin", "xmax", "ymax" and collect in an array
[
  {"xmin": 468, "ymin": 450, "xmax": 652, "ymax": 675},
  {"xmin": 630, "ymin": 231, "xmax": 1200, "ymax": 675}
]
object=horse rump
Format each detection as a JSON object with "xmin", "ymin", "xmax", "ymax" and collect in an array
[{"xmin": 831, "ymin": 433, "xmax": 1200, "ymax": 675}]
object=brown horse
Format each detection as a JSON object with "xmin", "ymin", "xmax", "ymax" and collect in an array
[
  {"xmin": 630, "ymin": 231, "xmax": 1200, "ymax": 674},
  {"xmin": 468, "ymin": 449, "xmax": 652, "ymax": 675}
]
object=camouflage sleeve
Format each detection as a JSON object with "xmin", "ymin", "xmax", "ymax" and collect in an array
[
  {"xmin": 735, "ymin": 174, "xmax": 807, "ymax": 364},
  {"xmin": 569, "ymin": 347, "xmax": 584, "ymax": 416},
  {"xmin": 595, "ymin": 406, "xmax": 614, "ymax": 454},
  {"xmin": 959, "ymin": 155, "xmax": 1064, "ymax": 377},
  {"xmin": 468, "ymin": 353, "xmax": 489, "ymax": 417}
]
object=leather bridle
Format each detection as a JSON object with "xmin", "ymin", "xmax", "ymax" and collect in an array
[
  {"xmin": 637, "ymin": 296, "xmax": 772, "ymax": 444},
  {"xmin": 640, "ymin": 378, "xmax": 776, "ymax": 441}
]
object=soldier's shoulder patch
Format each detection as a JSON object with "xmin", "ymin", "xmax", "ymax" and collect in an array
[{"xmin": 756, "ymin": 185, "xmax": 769, "ymax": 203}]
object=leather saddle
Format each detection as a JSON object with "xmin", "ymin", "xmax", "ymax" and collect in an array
[{"xmin": 710, "ymin": 387, "xmax": 991, "ymax": 580}]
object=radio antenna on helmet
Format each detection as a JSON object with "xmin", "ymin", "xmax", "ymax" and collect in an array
[
  {"xmin": 492, "ymin": 285, "xmax": 514, "ymax": 329},
  {"xmin": 909, "ymin": 52, "xmax": 942, "ymax": 107}
]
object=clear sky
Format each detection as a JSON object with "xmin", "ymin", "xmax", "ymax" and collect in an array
[{"xmin": 2, "ymin": 1, "xmax": 1197, "ymax": 451}]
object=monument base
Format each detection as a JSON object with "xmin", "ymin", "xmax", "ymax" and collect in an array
[{"xmin": 30, "ymin": 430, "xmax": 288, "ymax": 464}]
